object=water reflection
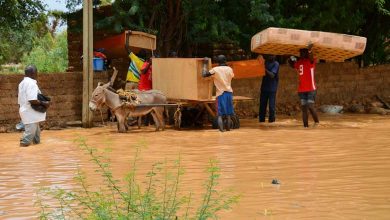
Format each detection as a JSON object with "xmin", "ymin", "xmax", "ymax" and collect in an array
[{"xmin": 0, "ymin": 115, "xmax": 389, "ymax": 219}]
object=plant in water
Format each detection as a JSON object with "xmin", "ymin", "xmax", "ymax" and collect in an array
[{"xmin": 37, "ymin": 137, "xmax": 239, "ymax": 219}]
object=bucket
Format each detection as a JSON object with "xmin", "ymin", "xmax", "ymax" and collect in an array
[{"xmin": 93, "ymin": 58, "xmax": 104, "ymax": 71}]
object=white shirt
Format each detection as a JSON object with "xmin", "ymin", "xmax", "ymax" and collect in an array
[
  {"xmin": 18, "ymin": 77, "xmax": 46, "ymax": 124},
  {"xmin": 209, "ymin": 66, "xmax": 234, "ymax": 97}
]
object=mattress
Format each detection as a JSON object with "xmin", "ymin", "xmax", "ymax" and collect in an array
[{"xmin": 251, "ymin": 27, "xmax": 366, "ymax": 62}]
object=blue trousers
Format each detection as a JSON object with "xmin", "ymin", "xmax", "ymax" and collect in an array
[
  {"xmin": 259, "ymin": 91, "xmax": 276, "ymax": 122},
  {"xmin": 216, "ymin": 92, "xmax": 234, "ymax": 116}
]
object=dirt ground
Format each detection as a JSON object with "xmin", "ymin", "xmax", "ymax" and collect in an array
[{"xmin": 1, "ymin": 114, "xmax": 390, "ymax": 219}]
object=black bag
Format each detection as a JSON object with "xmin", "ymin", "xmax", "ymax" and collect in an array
[{"xmin": 31, "ymin": 93, "xmax": 51, "ymax": 113}]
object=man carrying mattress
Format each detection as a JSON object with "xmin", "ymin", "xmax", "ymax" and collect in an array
[{"xmin": 288, "ymin": 43, "xmax": 320, "ymax": 128}]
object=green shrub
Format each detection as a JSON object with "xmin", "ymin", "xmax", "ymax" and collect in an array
[
  {"xmin": 37, "ymin": 137, "xmax": 239, "ymax": 219},
  {"xmin": 22, "ymin": 31, "xmax": 68, "ymax": 73},
  {"xmin": 0, "ymin": 64, "xmax": 24, "ymax": 74}
]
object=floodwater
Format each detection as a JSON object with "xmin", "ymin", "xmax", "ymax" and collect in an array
[{"xmin": 1, "ymin": 114, "xmax": 390, "ymax": 219}]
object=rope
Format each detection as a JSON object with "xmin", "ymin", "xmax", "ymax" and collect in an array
[{"xmin": 90, "ymin": 92, "xmax": 105, "ymax": 109}]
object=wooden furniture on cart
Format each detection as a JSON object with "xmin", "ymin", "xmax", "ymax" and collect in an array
[
  {"xmin": 152, "ymin": 58, "xmax": 214, "ymax": 100},
  {"xmin": 153, "ymin": 58, "xmax": 253, "ymax": 129}
]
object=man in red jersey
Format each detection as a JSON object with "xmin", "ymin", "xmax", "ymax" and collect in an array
[{"xmin": 288, "ymin": 43, "xmax": 319, "ymax": 127}]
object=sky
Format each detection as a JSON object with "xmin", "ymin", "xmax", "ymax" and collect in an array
[
  {"xmin": 43, "ymin": 0, "xmax": 69, "ymax": 32},
  {"xmin": 43, "ymin": 0, "xmax": 109, "ymax": 32},
  {"xmin": 43, "ymin": 0, "xmax": 68, "ymax": 12}
]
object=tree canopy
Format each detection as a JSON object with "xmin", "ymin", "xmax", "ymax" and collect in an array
[
  {"xmin": 1, "ymin": 0, "xmax": 389, "ymax": 66},
  {"xmin": 0, "ymin": 0, "xmax": 69, "ymax": 70},
  {"xmin": 0, "ymin": 0, "xmax": 45, "ymax": 29},
  {"xmin": 87, "ymin": 0, "xmax": 389, "ymax": 65},
  {"xmin": 0, "ymin": 0, "xmax": 45, "ymax": 64},
  {"xmin": 268, "ymin": 0, "xmax": 390, "ymax": 64}
]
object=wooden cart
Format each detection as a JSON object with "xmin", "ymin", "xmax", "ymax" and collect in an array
[
  {"xmin": 164, "ymin": 96, "xmax": 253, "ymax": 129},
  {"xmin": 131, "ymin": 96, "xmax": 253, "ymax": 129},
  {"xmin": 151, "ymin": 58, "xmax": 254, "ymax": 129}
]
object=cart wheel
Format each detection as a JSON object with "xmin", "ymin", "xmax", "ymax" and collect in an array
[
  {"xmin": 212, "ymin": 117, "xmax": 218, "ymax": 129},
  {"xmin": 231, "ymin": 115, "xmax": 240, "ymax": 129}
]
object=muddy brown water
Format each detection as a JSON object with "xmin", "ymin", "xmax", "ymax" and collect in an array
[{"xmin": 1, "ymin": 114, "xmax": 390, "ymax": 219}]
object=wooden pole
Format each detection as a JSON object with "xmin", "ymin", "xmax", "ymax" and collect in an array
[{"xmin": 82, "ymin": 0, "xmax": 94, "ymax": 128}]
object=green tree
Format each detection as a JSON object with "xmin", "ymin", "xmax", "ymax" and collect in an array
[
  {"xmin": 89, "ymin": 0, "xmax": 273, "ymax": 56},
  {"xmin": 0, "ymin": 15, "xmax": 48, "ymax": 65},
  {"xmin": 0, "ymin": 0, "xmax": 46, "ymax": 65},
  {"xmin": 0, "ymin": 0, "xmax": 44, "ymax": 29},
  {"xmin": 66, "ymin": 0, "xmax": 389, "ymax": 64},
  {"xmin": 360, "ymin": 0, "xmax": 390, "ymax": 65},
  {"xmin": 268, "ymin": 0, "xmax": 390, "ymax": 65},
  {"xmin": 22, "ymin": 31, "xmax": 68, "ymax": 73},
  {"xmin": 47, "ymin": 10, "xmax": 67, "ymax": 37},
  {"xmin": 65, "ymin": 0, "xmax": 113, "ymax": 12}
]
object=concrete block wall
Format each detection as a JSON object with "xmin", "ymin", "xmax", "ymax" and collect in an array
[
  {"xmin": 0, "ymin": 63, "xmax": 389, "ymax": 131},
  {"xmin": 67, "ymin": 31, "xmax": 130, "ymax": 85},
  {"xmin": 0, "ymin": 72, "xmax": 109, "ymax": 131},
  {"xmin": 233, "ymin": 62, "xmax": 390, "ymax": 117}
]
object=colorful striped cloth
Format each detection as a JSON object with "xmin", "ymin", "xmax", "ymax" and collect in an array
[{"xmin": 126, "ymin": 52, "xmax": 145, "ymax": 83}]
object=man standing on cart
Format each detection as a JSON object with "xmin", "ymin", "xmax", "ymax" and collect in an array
[{"xmin": 202, "ymin": 55, "xmax": 235, "ymax": 132}]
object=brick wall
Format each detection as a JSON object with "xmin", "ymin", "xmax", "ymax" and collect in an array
[
  {"xmin": 1, "ymin": 63, "xmax": 388, "ymax": 132},
  {"xmin": 0, "ymin": 72, "xmax": 109, "ymax": 131},
  {"xmin": 233, "ymin": 62, "xmax": 390, "ymax": 117},
  {"xmin": 67, "ymin": 31, "xmax": 130, "ymax": 86},
  {"xmin": 67, "ymin": 6, "xmax": 130, "ymax": 84}
]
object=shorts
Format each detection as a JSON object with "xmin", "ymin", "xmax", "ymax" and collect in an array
[
  {"xmin": 216, "ymin": 92, "xmax": 234, "ymax": 116},
  {"xmin": 298, "ymin": 91, "xmax": 316, "ymax": 105}
]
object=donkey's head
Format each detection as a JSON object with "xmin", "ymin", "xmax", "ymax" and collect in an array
[{"xmin": 89, "ymin": 82, "xmax": 110, "ymax": 111}]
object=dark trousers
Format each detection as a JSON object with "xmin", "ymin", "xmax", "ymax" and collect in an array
[{"xmin": 259, "ymin": 91, "xmax": 276, "ymax": 122}]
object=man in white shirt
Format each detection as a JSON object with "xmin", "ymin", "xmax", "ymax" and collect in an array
[
  {"xmin": 202, "ymin": 55, "xmax": 235, "ymax": 132},
  {"xmin": 18, "ymin": 65, "xmax": 50, "ymax": 147}
]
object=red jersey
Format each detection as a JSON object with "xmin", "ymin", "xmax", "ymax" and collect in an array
[
  {"xmin": 138, "ymin": 61, "xmax": 152, "ymax": 91},
  {"xmin": 294, "ymin": 58, "xmax": 316, "ymax": 92}
]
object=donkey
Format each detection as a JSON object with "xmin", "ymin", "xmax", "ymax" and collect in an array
[{"xmin": 89, "ymin": 82, "xmax": 167, "ymax": 132}]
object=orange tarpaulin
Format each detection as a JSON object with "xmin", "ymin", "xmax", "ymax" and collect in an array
[{"xmin": 212, "ymin": 59, "xmax": 265, "ymax": 79}]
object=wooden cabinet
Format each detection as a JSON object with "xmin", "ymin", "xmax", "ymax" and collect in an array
[{"xmin": 152, "ymin": 58, "xmax": 213, "ymax": 100}]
